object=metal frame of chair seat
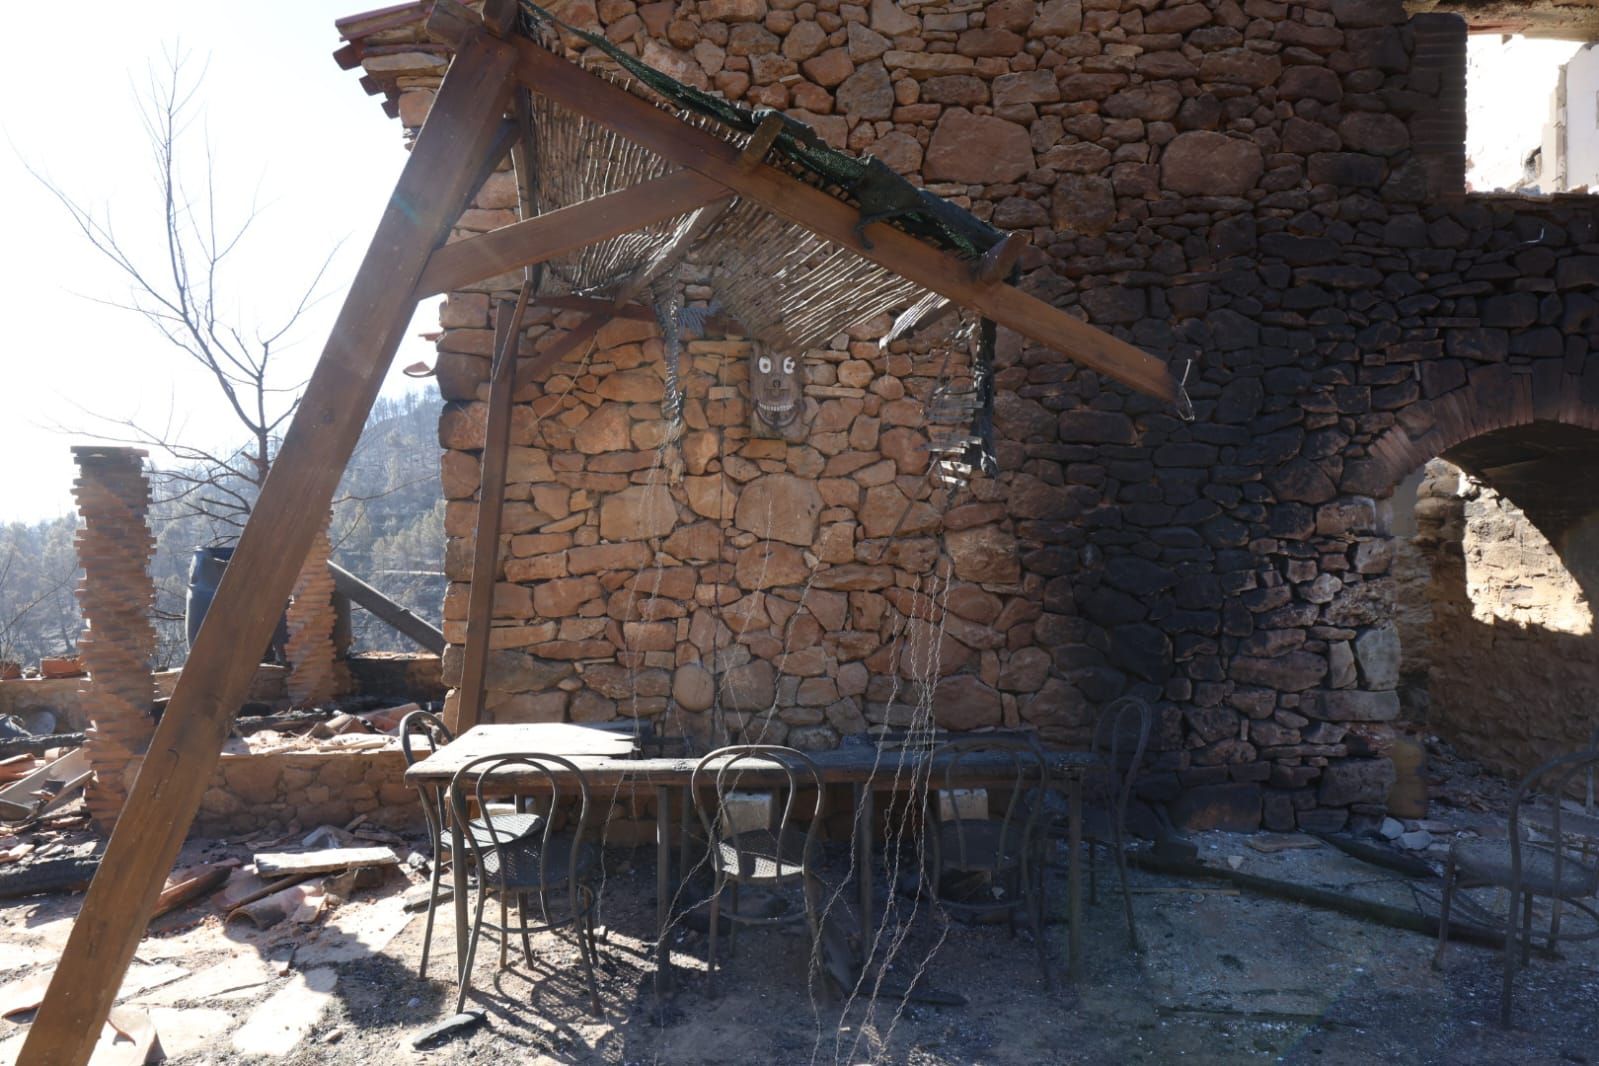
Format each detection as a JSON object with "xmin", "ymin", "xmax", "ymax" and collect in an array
[
  {"xmin": 399, "ymin": 710, "xmax": 544, "ymax": 978},
  {"xmin": 1433, "ymin": 745, "xmax": 1599, "ymax": 1027},
  {"xmin": 690, "ymin": 744, "xmax": 825, "ymax": 998},
  {"xmin": 923, "ymin": 735, "xmax": 1052, "ymax": 987},
  {"xmin": 449, "ymin": 753, "xmax": 603, "ymax": 1015}
]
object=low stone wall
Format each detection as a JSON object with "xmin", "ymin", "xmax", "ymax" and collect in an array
[{"xmin": 195, "ymin": 747, "xmax": 423, "ymax": 837}]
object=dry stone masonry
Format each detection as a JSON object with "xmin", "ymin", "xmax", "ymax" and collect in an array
[{"xmin": 353, "ymin": 0, "xmax": 1599, "ymax": 830}]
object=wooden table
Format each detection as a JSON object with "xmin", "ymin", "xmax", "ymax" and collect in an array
[{"xmin": 405, "ymin": 725, "xmax": 1097, "ymax": 996}]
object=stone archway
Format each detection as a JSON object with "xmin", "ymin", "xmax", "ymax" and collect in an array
[
  {"xmin": 1343, "ymin": 363, "xmax": 1599, "ymax": 503},
  {"xmin": 1376, "ymin": 410, "xmax": 1599, "ymax": 778}
]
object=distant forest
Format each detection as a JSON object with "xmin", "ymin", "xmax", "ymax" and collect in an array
[{"xmin": 0, "ymin": 389, "xmax": 446, "ymax": 668}]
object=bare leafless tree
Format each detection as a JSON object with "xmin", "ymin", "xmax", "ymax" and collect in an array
[{"xmin": 26, "ymin": 47, "xmax": 339, "ymax": 533}]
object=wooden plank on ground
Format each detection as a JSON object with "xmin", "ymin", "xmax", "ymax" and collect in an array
[
  {"xmin": 16, "ymin": 34, "xmax": 520, "ymax": 1066},
  {"xmin": 253, "ymin": 846, "xmax": 400, "ymax": 877},
  {"xmin": 513, "ymin": 38, "xmax": 1176, "ymax": 401},
  {"xmin": 412, "ymin": 170, "xmax": 730, "ymax": 298}
]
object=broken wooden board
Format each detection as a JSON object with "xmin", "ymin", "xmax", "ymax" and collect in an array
[
  {"xmin": 253, "ymin": 846, "xmax": 398, "ymax": 877},
  {"xmin": 0, "ymin": 748, "xmax": 90, "ymax": 823}
]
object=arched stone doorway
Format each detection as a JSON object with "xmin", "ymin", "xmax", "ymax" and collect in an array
[{"xmin": 1385, "ymin": 421, "xmax": 1599, "ymax": 779}]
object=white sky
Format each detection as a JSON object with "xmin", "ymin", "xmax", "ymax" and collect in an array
[
  {"xmin": 1466, "ymin": 35, "xmax": 1584, "ymax": 190},
  {"xmin": 0, "ymin": 1, "xmax": 438, "ymax": 523}
]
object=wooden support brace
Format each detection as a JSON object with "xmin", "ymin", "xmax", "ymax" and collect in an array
[
  {"xmin": 16, "ymin": 33, "xmax": 519, "ymax": 1066},
  {"xmin": 449, "ymin": 281, "xmax": 534, "ymax": 733},
  {"xmin": 514, "ymin": 39, "xmax": 1176, "ymax": 401},
  {"xmin": 413, "ymin": 169, "xmax": 730, "ymax": 298}
]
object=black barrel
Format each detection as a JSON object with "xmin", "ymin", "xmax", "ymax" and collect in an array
[
  {"xmin": 186, "ymin": 546, "xmax": 288, "ymax": 660},
  {"xmin": 185, "ymin": 546, "xmax": 233, "ymax": 650}
]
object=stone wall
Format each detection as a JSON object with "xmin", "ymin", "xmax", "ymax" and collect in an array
[
  {"xmin": 195, "ymin": 748, "xmax": 420, "ymax": 837},
  {"xmin": 1408, "ymin": 461, "xmax": 1599, "ymax": 777},
  {"xmin": 347, "ymin": 0, "xmax": 1599, "ymax": 829}
]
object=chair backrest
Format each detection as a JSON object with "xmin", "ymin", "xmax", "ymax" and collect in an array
[
  {"xmin": 1091, "ymin": 696, "xmax": 1151, "ymax": 824},
  {"xmin": 448, "ymin": 753, "xmax": 592, "ymax": 902},
  {"xmin": 931, "ymin": 735, "xmax": 1048, "ymax": 873},
  {"xmin": 399, "ymin": 709, "xmax": 454, "ymax": 848},
  {"xmin": 399, "ymin": 709, "xmax": 453, "ymax": 767},
  {"xmin": 1508, "ymin": 746, "xmax": 1599, "ymax": 893},
  {"xmin": 691, "ymin": 744, "xmax": 824, "ymax": 887}
]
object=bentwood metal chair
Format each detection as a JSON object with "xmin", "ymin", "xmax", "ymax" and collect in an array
[
  {"xmin": 691, "ymin": 744, "xmax": 825, "ymax": 997},
  {"xmin": 399, "ymin": 711, "xmax": 541, "ymax": 979},
  {"xmin": 924, "ymin": 736, "xmax": 1052, "ymax": 987},
  {"xmin": 1433, "ymin": 746, "xmax": 1599, "ymax": 1027},
  {"xmin": 1083, "ymin": 696, "xmax": 1152, "ymax": 949},
  {"xmin": 449, "ymin": 754, "xmax": 603, "ymax": 1015}
]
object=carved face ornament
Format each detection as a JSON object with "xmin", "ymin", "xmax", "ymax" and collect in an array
[{"xmin": 753, "ymin": 351, "xmax": 801, "ymax": 429}]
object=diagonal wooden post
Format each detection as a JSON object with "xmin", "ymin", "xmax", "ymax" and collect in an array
[
  {"xmin": 447, "ymin": 281, "xmax": 532, "ymax": 734},
  {"xmin": 18, "ymin": 33, "xmax": 518, "ymax": 1066}
]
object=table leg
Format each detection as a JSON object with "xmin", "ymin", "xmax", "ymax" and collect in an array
[
  {"xmin": 450, "ymin": 789, "xmax": 469, "ymax": 981},
  {"xmin": 655, "ymin": 784, "xmax": 673, "ymax": 992},
  {"xmin": 1067, "ymin": 774, "xmax": 1083, "ymax": 984},
  {"xmin": 855, "ymin": 783, "xmax": 874, "ymax": 965}
]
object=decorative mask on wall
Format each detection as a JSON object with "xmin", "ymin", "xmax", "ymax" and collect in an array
[{"xmin": 750, "ymin": 345, "xmax": 808, "ymax": 440}]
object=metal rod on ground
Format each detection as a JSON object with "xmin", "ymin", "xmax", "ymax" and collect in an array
[{"xmin": 1127, "ymin": 851, "xmax": 1553, "ymax": 957}]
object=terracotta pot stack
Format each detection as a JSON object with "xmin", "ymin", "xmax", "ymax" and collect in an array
[{"xmin": 71, "ymin": 446, "xmax": 157, "ymax": 832}]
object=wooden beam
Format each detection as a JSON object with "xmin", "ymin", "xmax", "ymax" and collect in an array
[
  {"xmin": 15, "ymin": 34, "xmax": 519, "ymax": 1066},
  {"xmin": 512, "ymin": 313, "xmax": 608, "ymax": 392},
  {"xmin": 413, "ymin": 170, "xmax": 731, "ymax": 298},
  {"xmin": 449, "ymin": 281, "xmax": 533, "ymax": 734},
  {"xmin": 537, "ymin": 293, "xmax": 654, "ymax": 320},
  {"xmin": 327, "ymin": 561, "xmax": 445, "ymax": 653},
  {"xmin": 514, "ymin": 40, "xmax": 1175, "ymax": 401}
]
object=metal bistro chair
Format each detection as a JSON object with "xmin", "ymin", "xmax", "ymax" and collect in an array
[
  {"xmin": 691, "ymin": 744, "xmax": 825, "ymax": 997},
  {"xmin": 1433, "ymin": 746, "xmax": 1599, "ymax": 1027},
  {"xmin": 924, "ymin": 736, "xmax": 1052, "ymax": 987},
  {"xmin": 449, "ymin": 754, "xmax": 603, "ymax": 1015},
  {"xmin": 399, "ymin": 710, "xmax": 543, "ymax": 979},
  {"xmin": 1083, "ymin": 696, "xmax": 1152, "ymax": 949}
]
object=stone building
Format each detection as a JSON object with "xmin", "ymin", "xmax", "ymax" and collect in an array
[{"xmin": 343, "ymin": 0, "xmax": 1599, "ymax": 832}]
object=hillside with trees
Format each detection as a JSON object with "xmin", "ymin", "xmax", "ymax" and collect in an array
[{"xmin": 0, "ymin": 388, "xmax": 446, "ymax": 669}]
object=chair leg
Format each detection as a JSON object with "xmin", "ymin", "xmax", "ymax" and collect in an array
[
  {"xmin": 419, "ymin": 854, "xmax": 444, "ymax": 979},
  {"xmin": 498, "ymin": 896, "xmax": 509, "ymax": 969},
  {"xmin": 519, "ymin": 892, "xmax": 535, "ymax": 969},
  {"xmin": 802, "ymin": 872, "xmax": 830, "ymax": 1001},
  {"xmin": 1088, "ymin": 841, "xmax": 1098, "ymax": 905},
  {"xmin": 1500, "ymin": 886, "xmax": 1520, "ymax": 1029},
  {"xmin": 456, "ymin": 888, "xmax": 490, "ymax": 1014},
  {"xmin": 1521, "ymin": 891, "xmax": 1535, "ymax": 967},
  {"xmin": 728, "ymin": 881, "xmax": 740, "ymax": 958},
  {"xmin": 707, "ymin": 880, "xmax": 722, "ymax": 998},
  {"xmin": 577, "ymin": 889, "xmax": 602, "ymax": 1016},
  {"xmin": 1432, "ymin": 857, "xmax": 1455, "ymax": 971},
  {"xmin": 1113, "ymin": 842, "xmax": 1138, "ymax": 952}
]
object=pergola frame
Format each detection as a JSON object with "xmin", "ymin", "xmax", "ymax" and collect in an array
[{"xmin": 19, "ymin": 8, "xmax": 1173, "ymax": 1062}]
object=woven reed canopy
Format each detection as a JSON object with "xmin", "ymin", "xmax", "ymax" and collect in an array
[{"xmin": 517, "ymin": 1, "xmax": 993, "ymax": 355}]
